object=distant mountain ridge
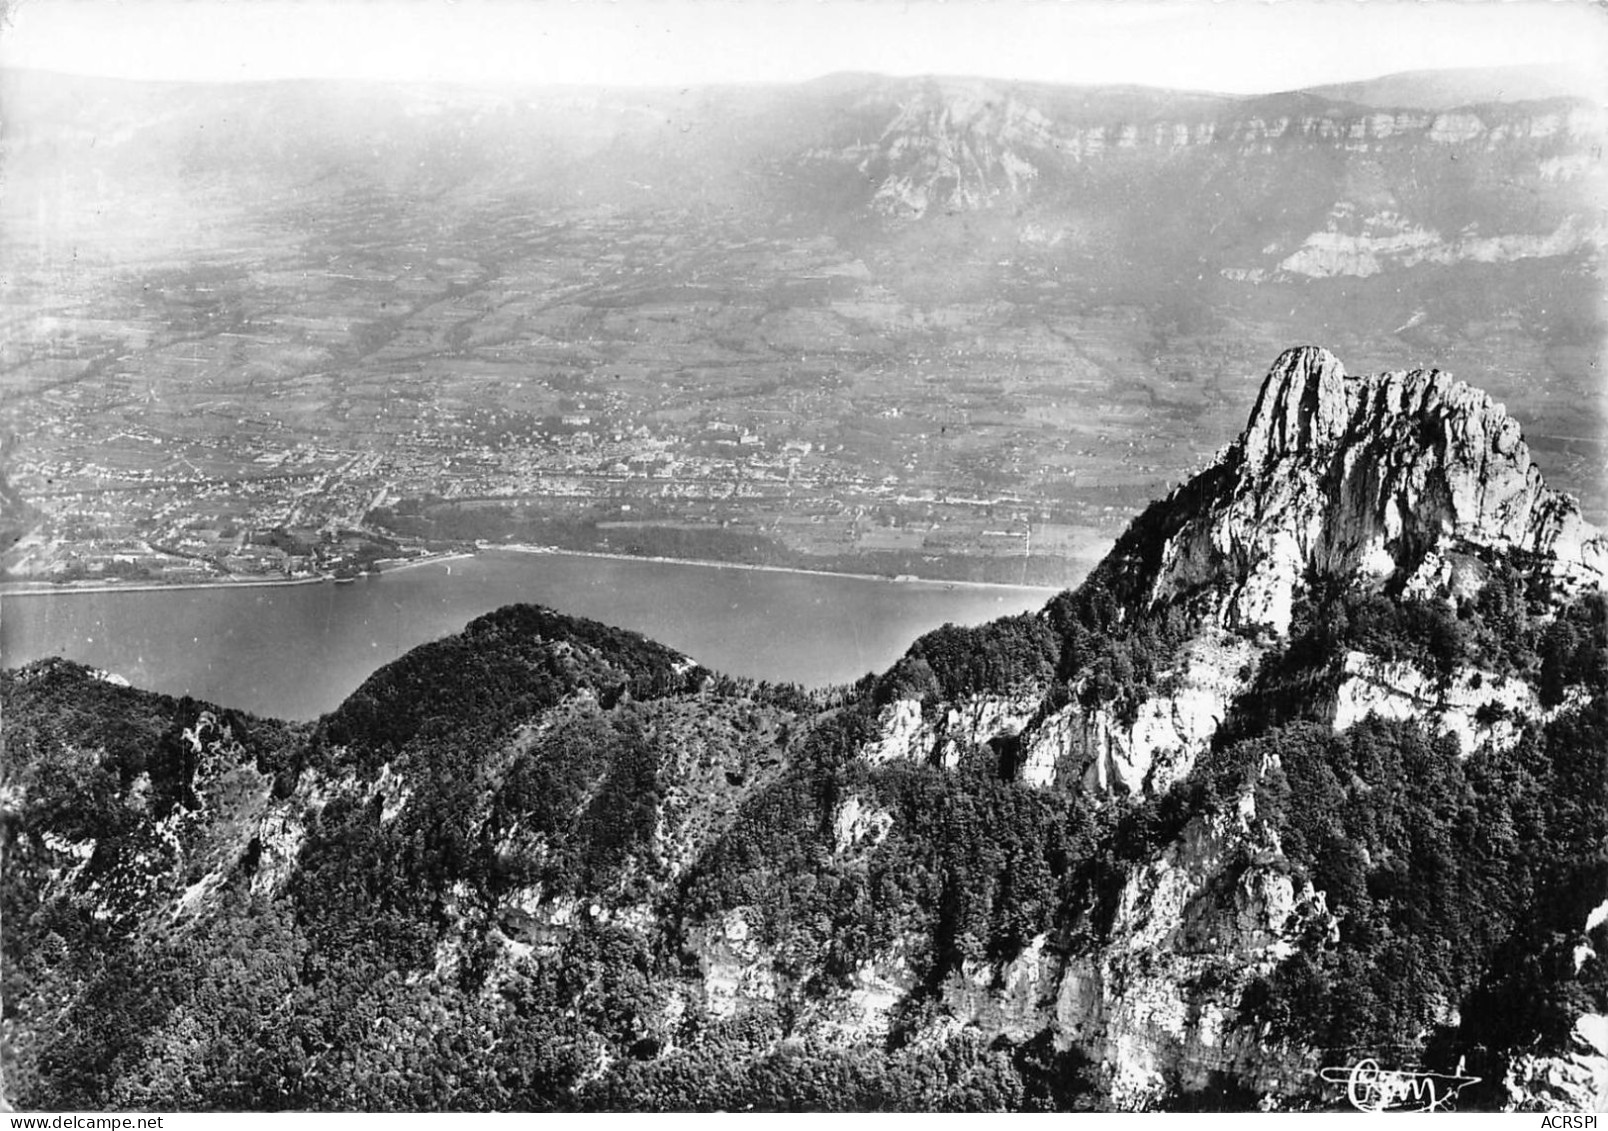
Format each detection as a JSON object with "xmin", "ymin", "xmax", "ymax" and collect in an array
[
  {"xmin": 5, "ymin": 348, "xmax": 1605, "ymax": 1111},
  {"xmin": 4, "ymin": 63, "xmax": 1599, "ymax": 224},
  {"xmin": 1303, "ymin": 63, "xmax": 1606, "ymax": 110}
]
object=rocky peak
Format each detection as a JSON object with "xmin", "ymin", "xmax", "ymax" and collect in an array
[
  {"xmin": 1239, "ymin": 345, "xmax": 1351, "ymax": 466},
  {"xmin": 1115, "ymin": 349, "xmax": 1606, "ymax": 633}
]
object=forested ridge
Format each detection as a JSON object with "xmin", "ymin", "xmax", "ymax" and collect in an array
[{"xmin": 3, "ymin": 553, "xmax": 1605, "ymax": 1110}]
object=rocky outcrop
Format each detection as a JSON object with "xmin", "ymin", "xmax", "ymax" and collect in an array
[
  {"xmin": 934, "ymin": 933, "xmax": 1060, "ymax": 1044},
  {"xmin": 1125, "ymin": 346, "xmax": 1606, "ymax": 634},
  {"xmin": 1057, "ymin": 807, "xmax": 1332, "ymax": 1108},
  {"xmin": 1014, "ymin": 631, "xmax": 1258, "ymax": 794},
  {"xmin": 863, "ymin": 697, "xmax": 929, "ymax": 763},
  {"xmin": 811, "ymin": 937, "xmax": 922, "ymax": 1040},
  {"xmin": 1504, "ymin": 1015, "xmax": 1608, "ymax": 1112},
  {"xmin": 691, "ymin": 906, "xmax": 782, "ymax": 1021},
  {"xmin": 1275, "ymin": 208, "xmax": 1603, "ymax": 279},
  {"xmin": 1332, "ymin": 651, "xmax": 1542, "ymax": 755},
  {"xmin": 832, "ymin": 794, "xmax": 894, "ymax": 854},
  {"xmin": 1503, "ymin": 894, "xmax": 1608, "ymax": 1110},
  {"xmin": 864, "ymin": 690, "xmax": 1040, "ymax": 769}
]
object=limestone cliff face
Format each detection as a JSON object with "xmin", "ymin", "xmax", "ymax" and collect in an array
[
  {"xmin": 864, "ymin": 690, "xmax": 1041, "ymax": 770},
  {"xmin": 1276, "ymin": 211, "xmax": 1603, "ymax": 278},
  {"xmin": 811, "ymin": 81, "xmax": 1603, "ymax": 221},
  {"xmin": 1056, "ymin": 807, "xmax": 1333, "ymax": 1109},
  {"xmin": 1015, "ymin": 631, "xmax": 1259, "ymax": 795},
  {"xmin": 1121, "ymin": 346, "xmax": 1606, "ymax": 635},
  {"xmin": 692, "ymin": 906, "xmax": 784, "ymax": 1022},
  {"xmin": 862, "ymin": 636, "xmax": 1250, "ymax": 794},
  {"xmin": 1331, "ymin": 651, "xmax": 1547, "ymax": 755}
]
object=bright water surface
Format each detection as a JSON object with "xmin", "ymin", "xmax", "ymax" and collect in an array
[{"xmin": 0, "ymin": 551, "xmax": 1063, "ymax": 720}]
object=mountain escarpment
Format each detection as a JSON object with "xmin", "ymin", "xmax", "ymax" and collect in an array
[{"xmin": 4, "ymin": 350, "xmax": 1605, "ymax": 1112}]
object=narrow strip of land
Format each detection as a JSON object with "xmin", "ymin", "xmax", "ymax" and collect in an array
[
  {"xmin": 2, "ymin": 545, "xmax": 1071, "ymax": 598},
  {"xmin": 489, "ymin": 543, "xmax": 1068, "ymax": 594}
]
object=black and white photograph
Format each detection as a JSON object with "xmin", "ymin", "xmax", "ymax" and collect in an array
[{"xmin": 1, "ymin": 0, "xmax": 1606, "ymax": 1114}]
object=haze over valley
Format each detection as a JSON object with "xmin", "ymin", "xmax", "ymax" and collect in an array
[{"xmin": 3, "ymin": 63, "xmax": 1603, "ymax": 588}]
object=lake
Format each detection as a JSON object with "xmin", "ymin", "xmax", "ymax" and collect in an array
[{"xmin": 0, "ymin": 551, "xmax": 1066, "ymax": 721}]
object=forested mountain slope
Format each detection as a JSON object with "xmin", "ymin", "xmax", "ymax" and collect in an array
[{"xmin": 4, "ymin": 350, "xmax": 1605, "ymax": 1111}]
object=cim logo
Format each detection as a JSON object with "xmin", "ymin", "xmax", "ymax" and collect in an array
[{"xmin": 1319, "ymin": 1058, "xmax": 1480, "ymax": 1112}]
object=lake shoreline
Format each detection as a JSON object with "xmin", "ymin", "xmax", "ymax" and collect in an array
[
  {"xmin": 488, "ymin": 544, "xmax": 1067, "ymax": 595},
  {"xmin": 3, "ymin": 545, "xmax": 1070, "ymax": 600},
  {"xmin": 0, "ymin": 552, "xmax": 484, "ymax": 599},
  {"xmin": 0, "ymin": 573, "xmax": 332, "ymax": 598}
]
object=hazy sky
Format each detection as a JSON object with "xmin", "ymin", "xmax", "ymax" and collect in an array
[{"xmin": 4, "ymin": 0, "xmax": 1607, "ymax": 94}]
